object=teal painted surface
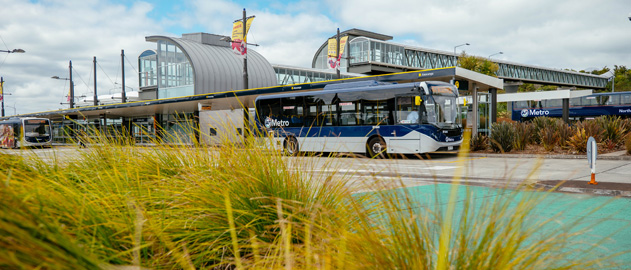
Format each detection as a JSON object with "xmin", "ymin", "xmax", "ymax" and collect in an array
[{"xmin": 385, "ymin": 184, "xmax": 631, "ymax": 267}]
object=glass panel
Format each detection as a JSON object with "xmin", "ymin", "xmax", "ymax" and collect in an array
[
  {"xmin": 321, "ymin": 104, "xmax": 337, "ymax": 126},
  {"xmin": 362, "ymin": 100, "xmax": 390, "ymax": 125},
  {"xmin": 281, "ymin": 97, "xmax": 304, "ymax": 127},
  {"xmin": 430, "ymin": 96, "xmax": 460, "ymax": 129},
  {"xmin": 396, "ymin": 96, "xmax": 419, "ymax": 124},
  {"xmin": 339, "ymin": 101, "xmax": 359, "ymax": 126},
  {"xmin": 156, "ymin": 40, "xmax": 194, "ymax": 98}
]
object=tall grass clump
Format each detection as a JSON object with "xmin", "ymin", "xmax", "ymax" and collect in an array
[
  {"xmin": 513, "ymin": 121, "xmax": 533, "ymax": 151},
  {"xmin": 596, "ymin": 116, "xmax": 629, "ymax": 150},
  {"xmin": 567, "ymin": 119, "xmax": 605, "ymax": 153},
  {"xmin": 531, "ymin": 116, "xmax": 556, "ymax": 144},
  {"xmin": 489, "ymin": 121, "xmax": 515, "ymax": 152},
  {"xmin": 470, "ymin": 133, "xmax": 488, "ymax": 151},
  {"xmin": 555, "ymin": 118, "xmax": 573, "ymax": 149},
  {"xmin": 0, "ymin": 114, "xmax": 626, "ymax": 269}
]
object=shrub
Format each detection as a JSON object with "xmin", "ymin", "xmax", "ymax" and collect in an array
[
  {"xmin": 576, "ymin": 119, "xmax": 604, "ymax": 142},
  {"xmin": 490, "ymin": 122, "xmax": 515, "ymax": 153},
  {"xmin": 567, "ymin": 127, "xmax": 590, "ymax": 153},
  {"xmin": 596, "ymin": 116, "xmax": 628, "ymax": 147},
  {"xmin": 555, "ymin": 119, "xmax": 572, "ymax": 149},
  {"xmin": 513, "ymin": 122, "xmax": 533, "ymax": 151},
  {"xmin": 539, "ymin": 124, "xmax": 559, "ymax": 152},
  {"xmin": 531, "ymin": 117, "xmax": 556, "ymax": 144},
  {"xmin": 470, "ymin": 134, "xmax": 489, "ymax": 151},
  {"xmin": 626, "ymin": 132, "xmax": 631, "ymax": 155}
]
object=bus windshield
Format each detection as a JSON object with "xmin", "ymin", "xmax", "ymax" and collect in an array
[
  {"xmin": 24, "ymin": 120, "xmax": 50, "ymax": 137},
  {"xmin": 425, "ymin": 95, "xmax": 459, "ymax": 129}
]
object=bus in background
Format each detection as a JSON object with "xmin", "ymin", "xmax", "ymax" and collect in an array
[
  {"xmin": 512, "ymin": 91, "xmax": 631, "ymax": 121},
  {"xmin": 254, "ymin": 80, "xmax": 463, "ymax": 158},
  {"xmin": 0, "ymin": 117, "xmax": 53, "ymax": 148}
]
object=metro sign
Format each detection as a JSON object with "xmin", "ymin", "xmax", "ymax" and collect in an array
[{"xmin": 521, "ymin": 109, "xmax": 550, "ymax": 118}]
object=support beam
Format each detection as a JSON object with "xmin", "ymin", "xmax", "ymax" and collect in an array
[
  {"xmin": 472, "ymin": 83, "xmax": 478, "ymax": 135},
  {"xmin": 490, "ymin": 88, "xmax": 497, "ymax": 124},
  {"xmin": 562, "ymin": 98, "xmax": 569, "ymax": 124}
]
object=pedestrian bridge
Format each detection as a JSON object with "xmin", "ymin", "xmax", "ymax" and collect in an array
[{"xmin": 339, "ymin": 34, "xmax": 608, "ymax": 89}]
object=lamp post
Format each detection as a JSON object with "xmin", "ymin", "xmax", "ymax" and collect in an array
[
  {"xmin": 220, "ymin": 10, "xmax": 258, "ymax": 91},
  {"xmin": 1, "ymin": 77, "xmax": 12, "ymax": 117},
  {"xmin": 1, "ymin": 48, "xmax": 25, "ymax": 117},
  {"xmin": 488, "ymin": 52, "xmax": 503, "ymax": 59},
  {"xmin": 452, "ymin": 43, "xmax": 469, "ymax": 83},
  {"xmin": 51, "ymin": 61, "xmax": 75, "ymax": 108}
]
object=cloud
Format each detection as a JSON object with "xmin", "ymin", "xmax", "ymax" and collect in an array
[
  {"xmin": 189, "ymin": 0, "xmax": 336, "ymax": 67},
  {"xmin": 0, "ymin": 0, "xmax": 161, "ymax": 114},
  {"xmin": 328, "ymin": 0, "xmax": 631, "ymax": 70},
  {"xmin": 1, "ymin": 0, "xmax": 630, "ymax": 115}
]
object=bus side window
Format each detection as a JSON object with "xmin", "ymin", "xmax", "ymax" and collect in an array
[{"xmin": 607, "ymin": 95, "xmax": 620, "ymax": 105}]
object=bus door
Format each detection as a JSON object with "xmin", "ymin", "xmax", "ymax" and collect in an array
[{"xmin": 389, "ymin": 96, "xmax": 422, "ymax": 154}]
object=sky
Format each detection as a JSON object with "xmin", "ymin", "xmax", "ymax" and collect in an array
[{"xmin": 0, "ymin": 0, "xmax": 630, "ymax": 115}]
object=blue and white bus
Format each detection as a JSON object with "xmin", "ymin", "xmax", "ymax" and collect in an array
[{"xmin": 254, "ymin": 80, "xmax": 463, "ymax": 158}]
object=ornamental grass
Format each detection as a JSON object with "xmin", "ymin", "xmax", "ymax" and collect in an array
[{"xmin": 0, "ymin": 121, "xmax": 626, "ymax": 269}]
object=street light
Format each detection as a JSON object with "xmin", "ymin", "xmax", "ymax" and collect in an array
[
  {"xmin": 1, "ymin": 48, "xmax": 25, "ymax": 116},
  {"xmin": 220, "ymin": 30, "xmax": 259, "ymax": 90},
  {"xmin": 51, "ymin": 76, "xmax": 75, "ymax": 108},
  {"xmin": 0, "ymin": 48, "xmax": 25, "ymax": 53},
  {"xmin": 51, "ymin": 61, "xmax": 75, "ymax": 109},
  {"xmin": 1, "ymin": 77, "xmax": 13, "ymax": 117},
  {"xmin": 489, "ymin": 52, "xmax": 503, "ymax": 59},
  {"xmin": 453, "ymin": 43, "xmax": 469, "ymax": 82}
]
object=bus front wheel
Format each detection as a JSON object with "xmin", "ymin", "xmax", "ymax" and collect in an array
[
  {"xmin": 367, "ymin": 137, "xmax": 387, "ymax": 159},
  {"xmin": 283, "ymin": 136, "xmax": 299, "ymax": 156}
]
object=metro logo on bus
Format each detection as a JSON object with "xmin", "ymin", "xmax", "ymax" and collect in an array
[
  {"xmin": 521, "ymin": 109, "xmax": 550, "ymax": 118},
  {"xmin": 264, "ymin": 117, "xmax": 289, "ymax": 128}
]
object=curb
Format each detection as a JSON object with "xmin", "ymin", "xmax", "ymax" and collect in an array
[
  {"xmin": 350, "ymin": 170, "xmax": 631, "ymax": 198},
  {"xmin": 535, "ymin": 184, "xmax": 631, "ymax": 198},
  {"xmin": 469, "ymin": 153, "xmax": 631, "ymax": 161}
]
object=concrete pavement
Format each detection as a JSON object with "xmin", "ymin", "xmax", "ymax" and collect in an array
[{"xmin": 318, "ymin": 150, "xmax": 631, "ymax": 197}]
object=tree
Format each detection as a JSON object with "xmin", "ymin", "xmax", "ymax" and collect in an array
[
  {"xmin": 611, "ymin": 65, "xmax": 631, "ymax": 92},
  {"xmin": 517, "ymin": 83, "xmax": 557, "ymax": 92},
  {"xmin": 457, "ymin": 52, "xmax": 499, "ymax": 77}
]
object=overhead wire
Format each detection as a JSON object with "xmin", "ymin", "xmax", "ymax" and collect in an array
[{"xmin": 0, "ymin": 34, "xmax": 11, "ymax": 72}]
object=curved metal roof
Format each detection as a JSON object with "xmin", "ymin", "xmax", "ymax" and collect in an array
[{"xmin": 146, "ymin": 35, "xmax": 277, "ymax": 95}]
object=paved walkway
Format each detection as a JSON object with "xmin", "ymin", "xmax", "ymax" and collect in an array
[{"xmin": 467, "ymin": 151, "xmax": 631, "ymax": 197}]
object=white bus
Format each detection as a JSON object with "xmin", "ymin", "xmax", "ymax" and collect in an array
[
  {"xmin": 254, "ymin": 80, "xmax": 463, "ymax": 158},
  {"xmin": 0, "ymin": 117, "xmax": 53, "ymax": 148}
]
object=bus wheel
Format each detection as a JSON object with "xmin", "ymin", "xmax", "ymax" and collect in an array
[
  {"xmin": 367, "ymin": 137, "xmax": 387, "ymax": 159},
  {"xmin": 284, "ymin": 136, "xmax": 299, "ymax": 156}
]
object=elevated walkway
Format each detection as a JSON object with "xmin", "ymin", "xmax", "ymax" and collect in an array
[{"xmin": 324, "ymin": 31, "xmax": 608, "ymax": 89}]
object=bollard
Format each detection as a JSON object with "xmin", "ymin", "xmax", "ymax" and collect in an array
[
  {"xmin": 589, "ymin": 172, "xmax": 598, "ymax": 185},
  {"xmin": 587, "ymin": 137, "xmax": 598, "ymax": 185}
]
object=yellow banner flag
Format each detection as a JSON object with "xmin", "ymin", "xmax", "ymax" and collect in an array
[
  {"xmin": 327, "ymin": 36, "xmax": 349, "ymax": 70},
  {"xmin": 339, "ymin": 36, "xmax": 349, "ymax": 57},
  {"xmin": 231, "ymin": 17, "xmax": 255, "ymax": 56},
  {"xmin": 0, "ymin": 81, "xmax": 3, "ymax": 102},
  {"xmin": 327, "ymin": 38, "xmax": 337, "ymax": 58}
]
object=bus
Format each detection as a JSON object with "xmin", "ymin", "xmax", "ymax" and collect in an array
[
  {"xmin": 254, "ymin": 80, "xmax": 463, "ymax": 158},
  {"xmin": 512, "ymin": 91, "xmax": 631, "ymax": 121},
  {"xmin": 0, "ymin": 117, "xmax": 53, "ymax": 148}
]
